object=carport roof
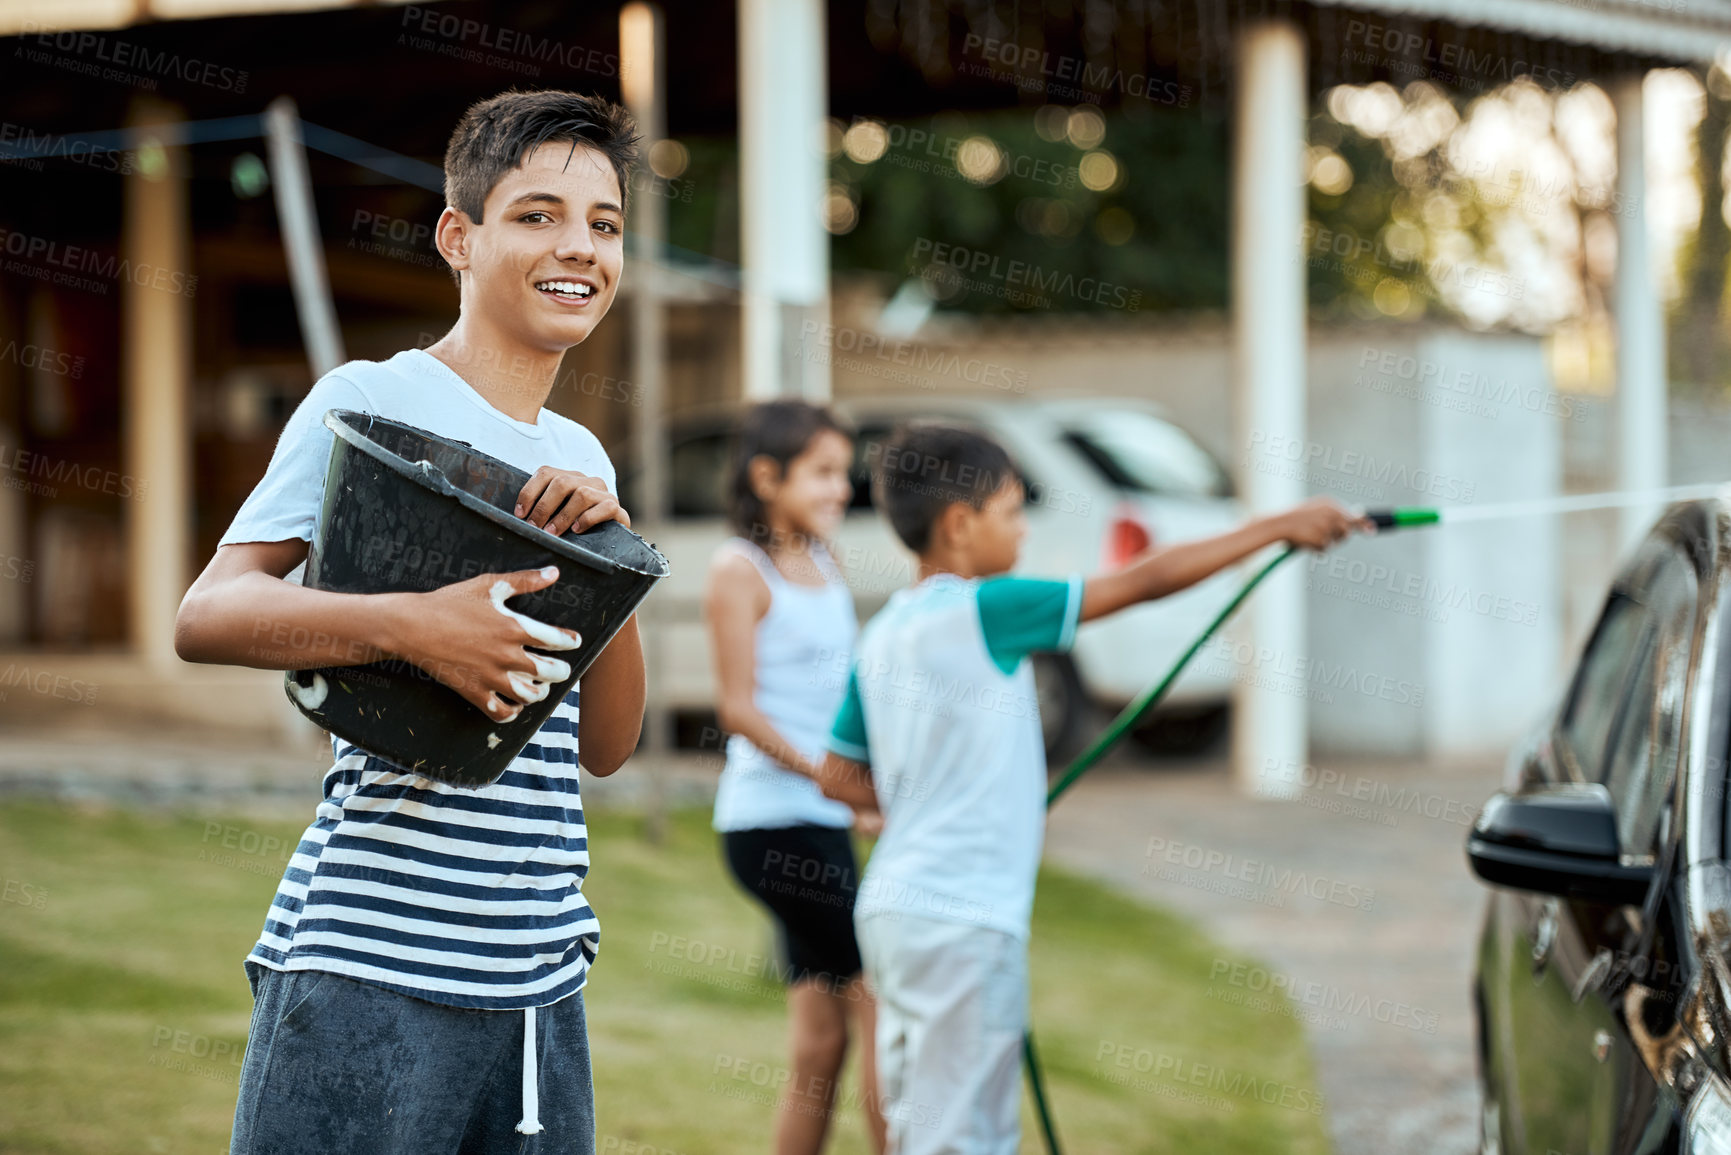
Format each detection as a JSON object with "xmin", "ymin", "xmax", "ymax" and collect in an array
[
  {"xmin": 1312, "ymin": 0, "xmax": 1731, "ymax": 63},
  {"xmin": 15, "ymin": 0, "xmax": 1731, "ymax": 66},
  {"xmin": 0, "ymin": 0, "xmax": 403, "ymax": 37}
]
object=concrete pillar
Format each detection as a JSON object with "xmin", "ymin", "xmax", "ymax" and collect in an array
[
  {"xmin": 123, "ymin": 98, "xmax": 192, "ymax": 670},
  {"xmin": 1612, "ymin": 74, "xmax": 1667, "ymax": 554},
  {"xmin": 0, "ymin": 411, "xmax": 22, "ymax": 644},
  {"xmin": 1230, "ymin": 20, "xmax": 1308, "ymax": 798},
  {"xmin": 621, "ymin": 1, "xmax": 669, "ymax": 531},
  {"xmin": 621, "ymin": 1, "xmax": 671, "ymax": 831},
  {"xmin": 737, "ymin": 0, "xmax": 830, "ymax": 400},
  {"xmin": 0, "ymin": 278, "xmax": 24, "ymax": 645}
]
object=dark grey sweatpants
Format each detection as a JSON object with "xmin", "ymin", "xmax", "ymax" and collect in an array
[{"xmin": 229, "ymin": 961, "xmax": 594, "ymax": 1155}]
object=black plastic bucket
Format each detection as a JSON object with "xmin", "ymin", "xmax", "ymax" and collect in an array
[{"xmin": 284, "ymin": 409, "xmax": 670, "ymax": 787}]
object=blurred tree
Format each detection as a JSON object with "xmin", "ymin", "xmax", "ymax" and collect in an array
[
  {"xmin": 826, "ymin": 105, "xmax": 1232, "ymax": 314},
  {"xmin": 1306, "ymin": 78, "xmax": 1625, "ymax": 338},
  {"xmin": 1670, "ymin": 64, "xmax": 1730, "ymax": 396},
  {"xmin": 662, "ymin": 79, "xmax": 1624, "ymax": 333},
  {"xmin": 663, "ymin": 136, "xmax": 741, "ymax": 269}
]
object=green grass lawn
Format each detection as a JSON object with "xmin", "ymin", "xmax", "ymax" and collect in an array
[{"xmin": 0, "ymin": 801, "xmax": 1331, "ymax": 1154}]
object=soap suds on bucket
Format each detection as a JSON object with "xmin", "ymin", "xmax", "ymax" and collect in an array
[
  {"xmin": 488, "ymin": 580, "xmax": 582, "ymax": 651},
  {"xmin": 506, "ymin": 670, "xmax": 551, "ymax": 704},
  {"xmin": 288, "ymin": 672, "xmax": 329, "ymax": 711},
  {"xmin": 526, "ymin": 652, "xmax": 571, "ymax": 683}
]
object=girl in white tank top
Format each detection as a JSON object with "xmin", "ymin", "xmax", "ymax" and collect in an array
[
  {"xmin": 703, "ymin": 401, "xmax": 885, "ymax": 1154},
  {"xmin": 711, "ymin": 535, "xmax": 857, "ymax": 831}
]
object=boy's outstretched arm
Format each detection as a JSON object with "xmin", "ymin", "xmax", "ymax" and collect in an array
[{"xmin": 1079, "ymin": 497, "xmax": 1373, "ymax": 623}]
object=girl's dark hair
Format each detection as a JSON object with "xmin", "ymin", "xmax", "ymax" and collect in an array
[
  {"xmin": 728, "ymin": 401, "xmax": 853, "ymax": 544},
  {"xmin": 442, "ymin": 89, "xmax": 642, "ymax": 285}
]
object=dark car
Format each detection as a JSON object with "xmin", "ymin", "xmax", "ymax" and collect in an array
[{"xmin": 1467, "ymin": 498, "xmax": 1731, "ymax": 1154}]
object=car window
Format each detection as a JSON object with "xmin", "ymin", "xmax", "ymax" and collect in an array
[
  {"xmin": 1600, "ymin": 551, "xmax": 1697, "ymax": 857},
  {"xmin": 1060, "ymin": 411, "xmax": 1231, "ymax": 499},
  {"xmin": 613, "ymin": 427, "xmax": 737, "ymax": 520},
  {"xmin": 1559, "ymin": 592, "xmax": 1651, "ymax": 783},
  {"xmin": 851, "ymin": 424, "xmax": 893, "ymax": 512},
  {"xmin": 670, "ymin": 430, "xmax": 735, "ymax": 519},
  {"xmin": 1602, "ymin": 639, "xmax": 1664, "ymax": 855}
]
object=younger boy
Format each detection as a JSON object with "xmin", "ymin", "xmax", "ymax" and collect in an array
[
  {"xmin": 819, "ymin": 422, "xmax": 1371, "ymax": 1152},
  {"xmin": 175, "ymin": 91, "xmax": 645, "ymax": 1154}
]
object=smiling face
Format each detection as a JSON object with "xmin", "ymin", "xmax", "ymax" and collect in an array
[
  {"xmin": 753, "ymin": 428, "xmax": 855, "ymax": 542},
  {"xmin": 435, "ymin": 140, "xmax": 625, "ymax": 355}
]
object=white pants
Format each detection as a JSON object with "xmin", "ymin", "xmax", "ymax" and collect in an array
[{"xmin": 855, "ymin": 911, "xmax": 1027, "ymax": 1155}]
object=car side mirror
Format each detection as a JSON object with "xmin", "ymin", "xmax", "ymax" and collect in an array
[{"xmin": 1467, "ymin": 783, "xmax": 1654, "ymax": 906}]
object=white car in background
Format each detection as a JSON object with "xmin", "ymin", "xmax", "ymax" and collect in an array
[{"xmin": 622, "ymin": 395, "xmax": 1247, "ymax": 758}]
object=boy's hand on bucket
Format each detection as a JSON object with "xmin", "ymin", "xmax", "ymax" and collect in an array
[
  {"xmin": 1273, "ymin": 498, "xmax": 1376, "ymax": 551},
  {"xmin": 400, "ymin": 565, "xmax": 582, "ymax": 723},
  {"xmin": 513, "ymin": 467, "xmax": 630, "ymax": 536}
]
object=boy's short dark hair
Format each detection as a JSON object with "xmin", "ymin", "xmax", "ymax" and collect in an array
[
  {"xmin": 872, "ymin": 422, "xmax": 1018, "ymax": 553},
  {"xmin": 442, "ymin": 89, "xmax": 642, "ymax": 285}
]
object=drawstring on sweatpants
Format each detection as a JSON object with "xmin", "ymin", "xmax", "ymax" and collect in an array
[{"xmin": 516, "ymin": 1005, "xmax": 543, "ymax": 1135}]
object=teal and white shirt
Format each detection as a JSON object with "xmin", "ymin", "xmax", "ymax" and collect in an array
[{"xmin": 828, "ymin": 571, "xmax": 1083, "ymax": 941}]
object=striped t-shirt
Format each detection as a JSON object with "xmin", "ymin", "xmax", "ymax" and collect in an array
[
  {"xmin": 248, "ymin": 684, "xmax": 595, "ymax": 1010},
  {"xmin": 221, "ymin": 349, "xmax": 617, "ymax": 1010}
]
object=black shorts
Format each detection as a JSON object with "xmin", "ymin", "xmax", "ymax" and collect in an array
[{"xmin": 722, "ymin": 824, "xmax": 864, "ymax": 986}]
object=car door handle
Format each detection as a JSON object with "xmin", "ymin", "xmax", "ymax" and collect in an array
[{"xmin": 1532, "ymin": 898, "xmax": 1560, "ymax": 976}]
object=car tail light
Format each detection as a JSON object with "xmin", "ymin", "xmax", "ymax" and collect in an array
[{"xmin": 1103, "ymin": 508, "xmax": 1152, "ymax": 570}]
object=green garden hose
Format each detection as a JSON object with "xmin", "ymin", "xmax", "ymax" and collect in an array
[{"xmin": 1043, "ymin": 545, "xmax": 1299, "ymax": 811}]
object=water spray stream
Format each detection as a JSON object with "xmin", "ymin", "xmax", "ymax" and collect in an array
[{"xmin": 1366, "ymin": 481, "xmax": 1731, "ymax": 530}]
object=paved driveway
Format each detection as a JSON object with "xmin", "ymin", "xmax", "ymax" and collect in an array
[{"xmin": 1042, "ymin": 752, "xmax": 1504, "ymax": 1155}]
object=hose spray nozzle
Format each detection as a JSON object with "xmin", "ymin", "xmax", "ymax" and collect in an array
[{"xmin": 1363, "ymin": 507, "xmax": 1442, "ymax": 530}]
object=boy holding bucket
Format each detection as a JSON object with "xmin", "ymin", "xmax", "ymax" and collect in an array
[
  {"xmin": 176, "ymin": 91, "xmax": 645, "ymax": 1153},
  {"xmin": 818, "ymin": 423, "xmax": 1372, "ymax": 1153}
]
